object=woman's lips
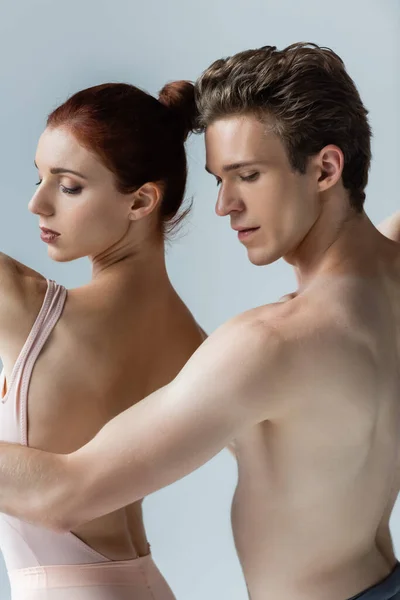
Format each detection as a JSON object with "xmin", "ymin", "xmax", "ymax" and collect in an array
[{"xmin": 40, "ymin": 227, "xmax": 60, "ymax": 243}]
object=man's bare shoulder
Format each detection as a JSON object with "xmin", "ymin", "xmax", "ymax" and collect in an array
[
  {"xmin": 176, "ymin": 304, "xmax": 289, "ymax": 385},
  {"xmin": 172, "ymin": 297, "xmax": 331, "ymax": 423},
  {"xmin": 198, "ymin": 298, "xmax": 308, "ymax": 383},
  {"xmin": 219, "ymin": 294, "xmax": 340, "ymax": 375},
  {"xmin": 230, "ymin": 293, "xmax": 312, "ymax": 339},
  {"xmin": 179, "ymin": 291, "xmax": 334, "ymax": 389},
  {"xmin": 170, "ymin": 308, "xmax": 291, "ymax": 423}
]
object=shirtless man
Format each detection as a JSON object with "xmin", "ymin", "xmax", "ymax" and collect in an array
[{"xmin": 0, "ymin": 43, "xmax": 400, "ymax": 599}]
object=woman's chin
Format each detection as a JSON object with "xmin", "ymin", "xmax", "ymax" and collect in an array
[{"xmin": 47, "ymin": 247, "xmax": 80, "ymax": 263}]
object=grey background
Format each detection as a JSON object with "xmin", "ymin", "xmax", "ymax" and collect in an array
[{"xmin": 0, "ymin": 0, "xmax": 399, "ymax": 598}]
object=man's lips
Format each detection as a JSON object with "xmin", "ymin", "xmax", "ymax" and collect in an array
[
  {"xmin": 231, "ymin": 226, "xmax": 259, "ymax": 232},
  {"xmin": 232, "ymin": 226, "xmax": 260, "ymax": 242}
]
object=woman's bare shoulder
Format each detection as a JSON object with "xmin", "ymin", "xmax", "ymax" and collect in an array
[
  {"xmin": 0, "ymin": 252, "xmax": 47, "ymax": 330},
  {"xmin": 0, "ymin": 252, "xmax": 45, "ymax": 280}
]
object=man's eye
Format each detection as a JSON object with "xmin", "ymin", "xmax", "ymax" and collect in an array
[{"xmin": 240, "ymin": 172, "xmax": 259, "ymax": 182}]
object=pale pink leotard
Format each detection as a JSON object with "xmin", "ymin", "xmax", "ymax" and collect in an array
[{"xmin": 0, "ymin": 279, "xmax": 176, "ymax": 599}]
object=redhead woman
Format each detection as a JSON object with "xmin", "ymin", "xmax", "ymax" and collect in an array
[{"xmin": 0, "ymin": 80, "xmax": 204, "ymax": 599}]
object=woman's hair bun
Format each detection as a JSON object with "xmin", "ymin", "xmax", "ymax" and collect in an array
[{"xmin": 158, "ymin": 80, "xmax": 198, "ymax": 141}]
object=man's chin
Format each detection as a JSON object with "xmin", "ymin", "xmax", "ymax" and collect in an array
[{"xmin": 247, "ymin": 248, "xmax": 280, "ymax": 267}]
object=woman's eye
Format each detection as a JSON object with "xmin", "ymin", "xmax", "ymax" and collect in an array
[
  {"xmin": 60, "ymin": 185, "xmax": 82, "ymax": 195},
  {"xmin": 35, "ymin": 180, "xmax": 42, "ymax": 186},
  {"xmin": 215, "ymin": 178, "xmax": 222, "ymax": 187},
  {"xmin": 240, "ymin": 172, "xmax": 259, "ymax": 182}
]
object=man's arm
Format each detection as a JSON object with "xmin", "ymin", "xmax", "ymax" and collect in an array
[
  {"xmin": 377, "ymin": 211, "xmax": 400, "ymax": 242},
  {"xmin": 0, "ymin": 315, "xmax": 283, "ymax": 532}
]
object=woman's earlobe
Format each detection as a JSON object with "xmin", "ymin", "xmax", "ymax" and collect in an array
[{"xmin": 128, "ymin": 183, "xmax": 162, "ymax": 221}]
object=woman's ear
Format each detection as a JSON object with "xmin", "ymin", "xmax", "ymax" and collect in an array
[{"xmin": 129, "ymin": 182, "xmax": 163, "ymax": 221}]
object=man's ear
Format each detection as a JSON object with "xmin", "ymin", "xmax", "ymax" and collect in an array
[{"xmin": 312, "ymin": 144, "xmax": 344, "ymax": 194}]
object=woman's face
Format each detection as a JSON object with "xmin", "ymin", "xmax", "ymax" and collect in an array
[{"xmin": 29, "ymin": 126, "xmax": 135, "ymax": 263}]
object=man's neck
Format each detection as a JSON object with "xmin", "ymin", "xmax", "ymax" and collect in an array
[{"xmin": 283, "ymin": 196, "xmax": 381, "ymax": 291}]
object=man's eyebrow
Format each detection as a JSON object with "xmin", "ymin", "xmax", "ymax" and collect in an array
[
  {"xmin": 205, "ymin": 161, "xmax": 266, "ymax": 175},
  {"xmin": 222, "ymin": 161, "xmax": 266, "ymax": 172}
]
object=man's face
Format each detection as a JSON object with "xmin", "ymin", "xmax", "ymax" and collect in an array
[{"xmin": 205, "ymin": 115, "xmax": 320, "ymax": 266}]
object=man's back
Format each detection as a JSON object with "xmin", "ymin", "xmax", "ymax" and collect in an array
[{"xmin": 233, "ymin": 246, "xmax": 400, "ymax": 599}]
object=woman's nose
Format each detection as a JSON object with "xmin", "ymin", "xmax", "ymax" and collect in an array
[{"xmin": 28, "ymin": 186, "xmax": 54, "ymax": 216}]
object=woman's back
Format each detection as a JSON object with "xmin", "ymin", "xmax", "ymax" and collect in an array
[{"xmin": 0, "ymin": 256, "xmax": 204, "ymax": 564}]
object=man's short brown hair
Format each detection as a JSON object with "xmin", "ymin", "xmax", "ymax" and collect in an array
[{"xmin": 195, "ymin": 43, "xmax": 372, "ymax": 211}]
